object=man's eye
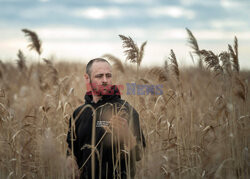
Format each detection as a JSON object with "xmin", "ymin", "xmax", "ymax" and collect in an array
[{"xmin": 106, "ymin": 74, "xmax": 112, "ymax": 78}]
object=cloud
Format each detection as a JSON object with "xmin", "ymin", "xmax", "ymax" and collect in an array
[
  {"xmin": 1, "ymin": 26, "xmax": 250, "ymax": 69},
  {"xmin": 179, "ymin": 0, "xmax": 219, "ymax": 6},
  {"xmin": 32, "ymin": 27, "xmax": 152, "ymax": 42},
  {"xmin": 35, "ymin": 27, "xmax": 93, "ymax": 40},
  {"xmin": 155, "ymin": 28, "xmax": 187, "ymax": 40},
  {"xmin": 148, "ymin": 6, "xmax": 195, "ymax": 19},
  {"xmin": 19, "ymin": 5, "xmax": 69, "ymax": 19},
  {"xmin": 73, "ymin": 6, "xmax": 196, "ymax": 21},
  {"xmin": 32, "ymin": 27, "xmax": 189, "ymax": 42},
  {"xmin": 2, "ymin": 20, "xmax": 250, "ymax": 43},
  {"xmin": 210, "ymin": 19, "xmax": 248, "ymax": 29},
  {"xmin": 39, "ymin": 0, "xmax": 49, "ymax": 2},
  {"xmin": 74, "ymin": 7, "xmax": 122, "ymax": 19},
  {"xmin": 191, "ymin": 30, "xmax": 250, "ymax": 40},
  {"xmin": 107, "ymin": 0, "xmax": 154, "ymax": 4},
  {"xmin": 3, "ymin": 26, "xmax": 250, "ymax": 45},
  {"xmin": 220, "ymin": 0, "xmax": 243, "ymax": 8}
]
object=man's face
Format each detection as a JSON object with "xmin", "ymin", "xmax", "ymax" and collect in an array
[{"xmin": 88, "ymin": 61, "xmax": 112, "ymax": 95}]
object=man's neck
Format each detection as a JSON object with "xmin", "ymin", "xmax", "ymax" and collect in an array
[{"xmin": 92, "ymin": 94, "xmax": 102, "ymax": 103}]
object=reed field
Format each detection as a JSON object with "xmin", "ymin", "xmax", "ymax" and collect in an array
[{"xmin": 0, "ymin": 29, "xmax": 249, "ymax": 178}]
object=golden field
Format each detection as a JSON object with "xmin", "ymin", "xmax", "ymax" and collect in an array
[{"xmin": 0, "ymin": 29, "xmax": 249, "ymax": 178}]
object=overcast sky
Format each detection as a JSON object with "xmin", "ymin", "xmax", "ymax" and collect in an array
[{"xmin": 0, "ymin": 0, "xmax": 249, "ymax": 69}]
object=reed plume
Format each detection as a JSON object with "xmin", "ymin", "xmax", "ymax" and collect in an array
[
  {"xmin": 16, "ymin": 49, "xmax": 27, "ymax": 71},
  {"xmin": 119, "ymin": 35, "xmax": 139, "ymax": 64},
  {"xmin": 234, "ymin": 75, "xmax": 247, "ymax": 101},
  {"xmin": 43, "ymin": 58, "xmax": 59, "ymax": 86},
  {"xmin": 102, "ymin": 54, "xmax": 125, "ymax": 73},
  {"xmin": 219, "ymin": 51, "xmax": 231, "ymax": 76},
  {"xmin": 228, "ymin": 36, "xmax": 239, "ymax": 73},
  {"xmin": 163, "ymin": 59, "xmax": 169, "ymax": 81},
  {"xmin": 148, "ymin": 67, "xmax": 168, "ymax": 82},
  {"xmin": 119, "ymin": 35, "xmax": 147, "ymax": 66},
  {"xmin": 186, "ymin": 28, "xmax": 202, "ymax": 69},
  {"xmin": 199, "ymin": 49, "xmax": 223, "ymax": 73},
  {"xmin": 138, "ymin": 41, "xmax": 147, "ymax": 66},
  {"xmin": 22, "ymin": 28, "xmax": 42, "ymax": 55},
  {"xmin": 169, "ymin": 49, "xmax": 180, "ymax": 82}
]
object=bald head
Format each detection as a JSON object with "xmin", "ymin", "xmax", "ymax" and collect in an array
[{"xmin": 86, "ymin": 58, "xmax": 111, "ymax": 77}]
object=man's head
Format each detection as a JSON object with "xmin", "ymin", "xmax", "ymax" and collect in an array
[{"xmin": 84, "ymin": 58, "xmax": 112, "ymax": 95}]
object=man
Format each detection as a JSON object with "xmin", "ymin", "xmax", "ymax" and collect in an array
[{"xmin": 66, "ymin": 58, "xmax": 146, "ymax": 179}]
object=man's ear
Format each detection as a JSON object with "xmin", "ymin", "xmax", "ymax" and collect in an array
[
  {"xmin": 84, "ymin": 73, "xmax": 92, "ymax": 91},
  {"xmin": 84, "ymin": 73, "xmax": 90, "ymax": 84}
]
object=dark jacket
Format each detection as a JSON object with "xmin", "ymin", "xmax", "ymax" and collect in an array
[{"xmin": 66, "ymin": 85, "xmax": 146, "ymax": 179}]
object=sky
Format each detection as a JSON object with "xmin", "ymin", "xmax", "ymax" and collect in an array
[{"xmin": 0, "ymin": 0, "xmax": 250, "ymax": 69}]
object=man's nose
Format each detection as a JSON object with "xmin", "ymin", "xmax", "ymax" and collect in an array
[{"xmin": 102, "ymin": 76, "xmax": 107, "ymax": 83}]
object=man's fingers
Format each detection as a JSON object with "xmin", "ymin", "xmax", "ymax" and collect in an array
[{"xmin": 110, "ymin": 120, "xmax": 125, "ymax": 131}]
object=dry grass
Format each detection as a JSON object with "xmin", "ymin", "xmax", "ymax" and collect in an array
[{"xmin": 0, "ymin": 29, "xmax": 249, "ymax": 179}]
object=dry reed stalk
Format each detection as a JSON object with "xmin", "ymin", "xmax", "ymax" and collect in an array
[
  {"xmin": 168, "ymin": 49, "xmax": 184, "ymax": 178},
  {"xmin": 0, "ymin": 60, "xmax": 5, "ymax": 79},
  {"xmin": 119, "ymin": 35, "xmax": 147, "ymax": 113},
  {"xmin": 164, "ymin": 60, "xmax": 169, "ymax": 80}
]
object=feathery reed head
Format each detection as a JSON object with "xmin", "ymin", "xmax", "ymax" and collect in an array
[
  {"xmin": 43, "ymin": 58, "xmax": 59, "ymax": 86},
  {"xmin": 219, "ymin": 51, "xmax": 231, "ymax": 75},
  {"xmin": 234, "ymin": 75, "xmax": 247, "ymax": 101},
  {"xmin": 119, "ymin": 35, "xmax": 147, "ymax": 67},
  {"xmin": 228, "ymin": 36, "xmax": 239, "ymax": 73},
  {"xmin": 119, "ymin": 34, "xmax": 138, "ymax": 64},
  {"xmin": 148, "ymin": 67, "xmax": 168, "ymax": 82},
  {"xmin": 138, "ymin": 41, "xmax": 147, "ymax": 66},
  {"xmin": 234, "ymin": 36, "xmax": 238, "ymax": 58},
  {"xmin": 102, "ymin": 54, "xmax": 125, "ymax": 73},
  {"xmin": 22, "ymin": 28, "xmax": 42, "ymax": 55},
  {"xmin": 186, "ymin": 28, "xmax": 200, "ymax": 54},
  {"xmin": 186, "ymin": 28, "xmax": 203, "ymax": 68},
  {"xmin": 199, "ymin": 49, "xmax": 223, "ymax": 73},
  {"xmin": 17, "ymin": 49, "xmax": 27, "ymax": 71},
  {"xmin": 169, "ymin": 49, "xmax": 180, "ymax": 81}
]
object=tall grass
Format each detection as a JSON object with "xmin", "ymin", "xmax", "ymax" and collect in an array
[{"xmin": 0, "ymin": 29, "xmax": 249, "ymax": 178}]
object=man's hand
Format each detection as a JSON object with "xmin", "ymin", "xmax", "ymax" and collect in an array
[
  {"xmin": 109, "ymin": 115, "xmax": 137, "ymax": 150},
  {"xmin": 66, "ymin": 156, "xmax": 80, "ymax": 179}
]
